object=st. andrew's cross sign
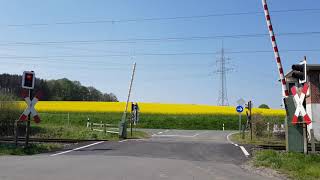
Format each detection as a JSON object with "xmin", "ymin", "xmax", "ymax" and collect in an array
[{"xmin": 291, "ymin": 83, "xmax": 311, "ymax": 125}]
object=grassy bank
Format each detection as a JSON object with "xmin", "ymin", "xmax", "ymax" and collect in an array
[
  {"xmin": 253, "ymin": 150, "xmax": 320, "ymax": 180},
  {"xmin": 29, "ymin": 124, "xmax": 149, "ymax": 140},
  {"xmin": 230, "ymin": 132, "xmax": 285, "ymax": 146},
  {"xmin": 0, "ymin": 143, "xmax": 62, "ymax": 155}
]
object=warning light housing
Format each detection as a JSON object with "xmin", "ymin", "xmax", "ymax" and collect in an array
[
  {"xmin": 22, "ymin": 71, "xmax": 35, "ymax": 89},
  {"xmin": 292, "ymin": 60, "xmax": 307, "ymax": 84}
]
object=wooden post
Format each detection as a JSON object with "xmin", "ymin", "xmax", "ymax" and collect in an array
[
  {"xmin": 103, "ymin": 124, "xmax": 107, "ymax": 134},
  {"xmin": 67, "ymin": 113, "xmax": 70, "ymax": 126},
  {"xmin": 242, "ymin": 124, "xmax": 245, "ymax": 139},
  {"xmin": 14, "ymin": 120, "xmax": 18, "ymax": 146}
]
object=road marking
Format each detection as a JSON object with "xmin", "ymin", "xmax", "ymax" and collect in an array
[
  {"xmin": 152, "ymin": 134, "xmax": 198, "ymax": 138},
  {"xmin": 50, "ymin": 141, "xmax": 104, "ymax": 156},
  {"xmin": 158, "ymin": 132, "xmax": 163, "ymax": 134},
  {"xmin": 119, "ymin": 139, "xmax": 128, "ymax": 143},
  {"xmin": 164, "ymin": 130, "xmax": 169, "ymax": 132},
  {"xmin": 240, "ymin": 146, "xmax": 250, "ymax": 157},
  {"xmin": 226, "ymin": 132, "xmax": 238, "ymax": 145},
  {"xmin": 226, "ymin": 132, "xmax": 250, "ymax": 157}
]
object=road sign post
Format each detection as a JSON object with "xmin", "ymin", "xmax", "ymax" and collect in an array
[
  {"xmin": 25, "ymin": 89, "xmax": 32, "ymax": 147},
  {"xmin": 284, "ymin": 84, "xmax": 312, "ymax": 153},
  {"xmin": 236, "ymin": 105, "xmax": 244, "ymax": 134},
  {"xmin": 18, "ymin": 71, "xmax": 41, "ymax": 147},
  {"xmin": 236, "ymin": 98, "xmax": 245, "ymax": 135}
]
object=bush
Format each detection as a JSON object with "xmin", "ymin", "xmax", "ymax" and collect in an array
[
  {"xmin": 252, "ymin": 114, "xmax": 266, "ymax": 137},
  {"xmin": 258, "ymin": 104, "xmax": 270, "ymax": 109},
  {"xmin": 0, "ymin": 95, "xmax": 23, "ymax": 136}
]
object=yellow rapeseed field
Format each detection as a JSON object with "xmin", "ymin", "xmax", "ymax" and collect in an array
[{"xmin": 27, "ymin": 101, "xmax": 286, "ymax": 116}]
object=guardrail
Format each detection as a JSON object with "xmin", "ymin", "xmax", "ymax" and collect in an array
[{"xmin": 86, "ymin": 120, "xmax": 119, "ymax": 134}]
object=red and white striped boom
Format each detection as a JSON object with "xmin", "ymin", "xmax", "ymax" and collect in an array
[{"xmin": 262, "ymin": 0, "xmax": 289, "ymax": 97}]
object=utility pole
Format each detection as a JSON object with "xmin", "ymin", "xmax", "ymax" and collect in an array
[{"xmin": 215, "ymin": 43, "xmax": 233, "ymax": 106}]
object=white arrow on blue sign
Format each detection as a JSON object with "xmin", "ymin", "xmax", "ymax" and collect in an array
[{"xmin": 236, "ymin": 105, "xmax": 244, "ymax": 113}]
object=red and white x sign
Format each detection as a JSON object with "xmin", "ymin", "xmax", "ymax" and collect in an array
[
  {"xmin": 19, "ymin": 92, "xmax": 41, "ymax": 123},
  {"xmin": 291, "ymin": 83, "xmax": 311, "ymax": 125}
]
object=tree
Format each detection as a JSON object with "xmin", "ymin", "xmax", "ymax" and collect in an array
[
  {"xmin": 258, "ymin": 104, "xmax": 270, "ymax": 109},
  {"xmin": 0, "ymin": 74, "xmax": 118, "ymax": 102}
]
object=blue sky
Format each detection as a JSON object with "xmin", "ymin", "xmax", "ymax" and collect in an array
[{"xmin": 0, "ymin": 0, "xmax": 319, "ymax": 108}]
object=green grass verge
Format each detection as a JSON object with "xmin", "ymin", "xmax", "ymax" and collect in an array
[
  {"xmin": 230, "ymin": 132, "xmax": 285, "ymax": 146},
  {"xmin": 38, "ymin": 112, "xmax": 285, "ymax": 130},
  {"xmin": 0, "ymin": 143, "xmax": 62, "ymax": 156},
  {"xmin": 29, "ymin": 124, "xmax": 149, "ymax": 140},
  {"xmin": 253, "ymin": 150, "xmax": 320, "ymax": 180}
]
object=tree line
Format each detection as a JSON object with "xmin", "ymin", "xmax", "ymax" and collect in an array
[{"xmin": 0, "ymin": 73, "xmax": 118, "ymax": 102}]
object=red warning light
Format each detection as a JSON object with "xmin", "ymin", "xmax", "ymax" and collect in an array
[
  {"xmin": 26, "ymin": 74, "xmax": 33, "ymax": 80},
  {"xmin": 22, "ymin": 71, "xmax": 35, "ymax": 89}
]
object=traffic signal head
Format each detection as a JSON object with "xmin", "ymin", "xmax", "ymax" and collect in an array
[
  {"xmin": 245, "ymin": 101, "xmax": 252, "ymax": 110},
  {"xmin": 291, "ymin": 61, "xmax": 307, "ymax": 83},
  {"xmin": 22, "ymin": 71, "xmax": 35, "ymax": 89}
]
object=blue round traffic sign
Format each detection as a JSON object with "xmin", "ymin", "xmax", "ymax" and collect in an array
[{"xmin": 236, "ymin": 105, "xmax": 244, "ymax": 113}]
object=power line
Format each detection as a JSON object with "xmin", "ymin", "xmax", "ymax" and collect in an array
[
  {"xmin": 0, "ymin": 48, "xmax": 318, "ymax": 59},
  {"xmin": 5, "ymin": 8, "xmax": 320, "ymax": 27},
  {"xmin": 0, "ymin": 31, "xmax": 319, "ymax": 46}
]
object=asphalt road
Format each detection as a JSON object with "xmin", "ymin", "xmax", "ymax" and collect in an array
[{"xmin": 0, "ymin": 130, "xmax": 279, "ymax": 180}]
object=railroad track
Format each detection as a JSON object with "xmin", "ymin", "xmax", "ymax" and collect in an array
[{"xmin": 257, "ymin": 144, "xmax": 320, "ymax": 151}]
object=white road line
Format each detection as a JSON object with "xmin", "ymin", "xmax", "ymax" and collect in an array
[
  {"xmin": 226, "ymin": 132, "xmax": 239, "ymax": 145},
  {"xmin": 164, "ymin": 130, "xmax": 169, "ymax": 132},
  {"xmin": 240, "ymin": 146, "xmax": 250, "ymax": 157},
  {"xmin": 119, "ymin": 139, "xmax": 128, "ymax": 143},
  {"xmin": 158, "ymin": 131, "xmax": 163, "ymax": 134},
  {"xmin": 234, "ymin": 144, "xmax": 239, "ymax": 147},
  {"xmin": 192, "ymin": 133, "xmax": 199, "ymax": 137},
  {"xmin": 50, "ymin": 141, "xmax": 104, "ymax": 157},
  {"xmin": 152, "ymin": 134, "xmax": 196, "ymax": 138}
]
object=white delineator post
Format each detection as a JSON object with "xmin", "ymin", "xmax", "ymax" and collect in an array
[{"xmin": 262, "ymin": 0, "xmax": 289, "ymax": 97}]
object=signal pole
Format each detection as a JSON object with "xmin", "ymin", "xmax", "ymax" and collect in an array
[{"xmin": 119, "ymin": 62, "xmax": 136, "ymax": 139}]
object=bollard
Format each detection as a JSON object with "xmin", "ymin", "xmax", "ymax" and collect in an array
[
  {"xmin": 86, "ymin": 117, "xmax": 90, "ymax": 128},
  {"xmin": 222, "ymin": 123, "xmax": 225, "ymax": 131}
]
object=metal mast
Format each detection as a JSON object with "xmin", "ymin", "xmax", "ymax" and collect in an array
[{"xmin": 216, "ymin": 45, "xmax": 232, "ymax": 106}]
